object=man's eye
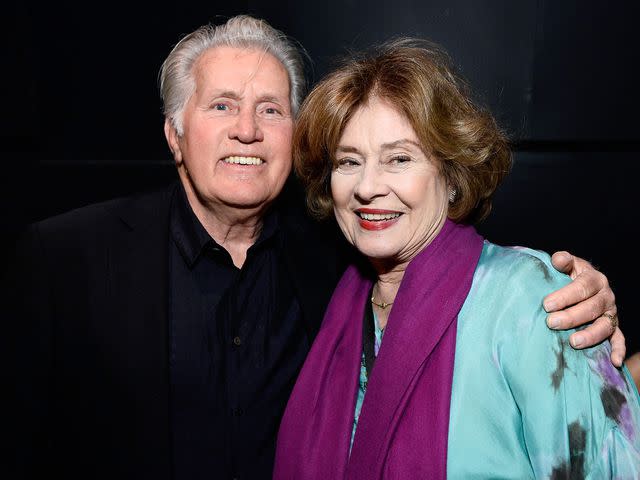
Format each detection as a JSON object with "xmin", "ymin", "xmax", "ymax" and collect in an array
[
  {"xmin": 264, "ymin": 107, "xmax": 280, "ymax": 115},
  {"xmin": 213, "ymin": 103, "xmax": 228, "ymax": 111}
]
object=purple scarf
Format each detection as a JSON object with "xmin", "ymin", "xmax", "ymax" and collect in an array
[{"xmin": 274, "ymin": 220, "xmax": 483, "ymax": 479}]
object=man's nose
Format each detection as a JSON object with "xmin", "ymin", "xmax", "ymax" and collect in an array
[{"xmin": 228, "ymin": 109, "xmax": 264, "ymax": 143}]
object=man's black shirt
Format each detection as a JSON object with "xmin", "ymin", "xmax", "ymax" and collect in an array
[
  {"xmin": 6, "ymin": 179, "xmax": 342, "ymax": 480},
  {"xmin": 169, "ymin": 186, "xmax": 309, "ymax": 480}
]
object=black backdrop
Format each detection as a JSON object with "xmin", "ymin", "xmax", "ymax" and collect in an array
[{"xmin": 2, "ymin": 0, "xmax": 638, "ymax": 353}]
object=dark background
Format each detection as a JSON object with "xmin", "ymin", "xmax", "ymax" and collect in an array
[{"xmin": 2, "ymin": 1, "xmax": 638, "ymax": 353}]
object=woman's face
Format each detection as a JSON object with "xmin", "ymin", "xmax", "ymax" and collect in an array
[{"xmin": 331, "ymin": 97, "xmax": 449, "ymax": 266}]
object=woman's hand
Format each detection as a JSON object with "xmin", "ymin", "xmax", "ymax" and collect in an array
[{"xmin": 543, "ymin": 251, "xmax": 625, "ymax": 366}]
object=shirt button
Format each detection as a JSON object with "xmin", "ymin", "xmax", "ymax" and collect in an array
[
  {"xmin": 233, "ymin": 336, "xmax": 242, "ymax": 346},
  {"xmin": 230, "ymin": 407, "xmax": 244, "ymax": 416}
]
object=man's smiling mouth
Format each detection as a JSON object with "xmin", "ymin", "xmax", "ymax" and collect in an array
[{"xmin": 222, "ymin": 156, "xmax": 264, "ymax": 165}]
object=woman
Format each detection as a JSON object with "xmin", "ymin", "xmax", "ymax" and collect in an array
[{"xmin": 274, "ymin": 39, "xmax": 640, "ymax": 478}]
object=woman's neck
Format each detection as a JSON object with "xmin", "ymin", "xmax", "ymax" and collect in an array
[
  {"xmin": 370, "ymin": 262, "xmax": 407, "ymax": 330},
  {"xmin": 367, "ymin": 217, "xmax": 448, "ymax": 329}
]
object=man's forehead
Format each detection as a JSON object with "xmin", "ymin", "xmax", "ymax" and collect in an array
[{"xmin": 193, "ymin": 46, "xmax": 290, "ymax": 95}]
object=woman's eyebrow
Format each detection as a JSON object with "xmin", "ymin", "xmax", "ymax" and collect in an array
[
  {"xmin": 380, "ymin": 139, "xmax": 422, "ymax": 150},
  {"xmin": 335, "ymin": 145, "xmax": 361, "ymax": 154}
]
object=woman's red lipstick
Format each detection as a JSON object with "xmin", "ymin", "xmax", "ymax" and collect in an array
[{"xmin": 356, "ymin": 209, "xmax": 402, "ymax": 231}]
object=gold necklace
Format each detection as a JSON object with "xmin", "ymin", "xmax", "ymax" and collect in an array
[{"xmin": 370, "ymin": 294, "xmax": 393, "ymax": 309}]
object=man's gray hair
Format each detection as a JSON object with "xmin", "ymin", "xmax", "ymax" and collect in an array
[{"xmin": 160, "ymin": 15, "xmax": 306, "ymax": 135}]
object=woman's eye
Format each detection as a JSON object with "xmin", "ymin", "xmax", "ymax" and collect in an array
[
  {"xmin": 213, "ymin": 103, "xmax": 228, "ymax": 111},
  {"xmin": 335, "ymin": 158, "xmax": 360, "ymax": 169},
  {"xmin": 265, "ymin": 107, "xmax": 279, "ymax": 115},
  {"xmin": 391, "ymin": 155, "xmax": 411, "ymax": 164}
]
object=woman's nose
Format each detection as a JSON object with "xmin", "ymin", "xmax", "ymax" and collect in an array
[{"xmin": 354, "ymin": 164, "xmax": 389, "ymax": 201}]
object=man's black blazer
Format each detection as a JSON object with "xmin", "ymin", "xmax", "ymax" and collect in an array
[{"xmin": 6, "ymin": 181, "xmax": 342, "ymax": 479}]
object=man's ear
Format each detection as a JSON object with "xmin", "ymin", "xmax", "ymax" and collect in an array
[{"xmin": 164, "ymin": 118, "xmax": 183, "ymax": 165}]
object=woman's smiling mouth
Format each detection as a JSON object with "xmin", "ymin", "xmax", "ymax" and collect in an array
[{"xmin": 355, "ymin": 209, "xmax": 403, "ymax": 230}]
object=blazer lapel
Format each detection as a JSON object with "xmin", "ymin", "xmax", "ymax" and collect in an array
[
  {"xmin": 277, "ymin": 187, "xmax": 343, "ymax": 341},
  {"xmin": 104, "ymin": 186, "xmax": 174, "ymax": 476}
]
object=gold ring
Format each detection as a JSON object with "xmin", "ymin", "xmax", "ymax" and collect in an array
[{"xmin": 603, "ymin": 312, "xmax": 618, "ymax": 331}]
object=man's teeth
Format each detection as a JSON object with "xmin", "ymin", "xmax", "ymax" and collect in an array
[
  {"xmin": 358, "ymin": 212, "xmax": 401, "ymax": 221},
  {"xmin": 223, "ymin": 156, "xmax": 264, "ymax": 165}
]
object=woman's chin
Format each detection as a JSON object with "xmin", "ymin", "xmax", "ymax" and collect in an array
[
  {"xmin": 355, "ymin": 244, "xmax": 397, "ymax": 261},
  {"xmin": 361, "ymin": 249, "xmax": 405, "ymax": 268}
]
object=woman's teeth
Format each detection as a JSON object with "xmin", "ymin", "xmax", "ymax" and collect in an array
[{"xmin": 358, "ymin": 212, "xmax": 401, "ymax": 221}]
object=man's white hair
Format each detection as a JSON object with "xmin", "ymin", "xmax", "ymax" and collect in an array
[{"xmin": 160, "ymin": 15, "xmax": 306, "ymax": 135}]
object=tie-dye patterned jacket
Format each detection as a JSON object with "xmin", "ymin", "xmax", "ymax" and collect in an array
[{"xmin": 445, "ymin": 242, "xmax": 640, "ymax": 478}]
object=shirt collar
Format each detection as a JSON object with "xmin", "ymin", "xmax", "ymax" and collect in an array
[{"xmin": 170, "ymin": 183, "xmax": 281, "ymax": 268}]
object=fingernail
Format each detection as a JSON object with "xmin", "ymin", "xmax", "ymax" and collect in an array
[
  {"xmin": 543, "ymin": 299, "xmax": 557, "ymax": 312},
  {"xmin": 547, "ymin": 316, "xmax": 560, "ymax": 329},
  {"xmin": 571, "ymin": 334, "xmax": 584, "ymax": 348}
]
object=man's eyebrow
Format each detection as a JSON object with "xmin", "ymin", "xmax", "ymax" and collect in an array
[
  {"xmin": 208, "ymin": 90, "xmax": 242, "ymax": 101},
  {"xmin": 206, "ymin": 92, "xmax": 288, "ymax": 107},
  {"xmin": 257, "ymin": 94, "xmax": 287, "ymax": 104},
  {"xmin": 216, "ymin": 90, "xmax": 242, "ymax": 98}
]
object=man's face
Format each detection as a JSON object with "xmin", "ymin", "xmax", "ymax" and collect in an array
[{"xmin": 165, "ymin": 46, "xmax": 293, "ymax": 215}]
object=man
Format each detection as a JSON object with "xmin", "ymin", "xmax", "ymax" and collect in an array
[
  {"xmin": 7, "ymin": 15, "xmax": 623, "ymax": 480},
  {"xmin": 626, "ymin": 352, "xmax": 640, "ymax": 392}
]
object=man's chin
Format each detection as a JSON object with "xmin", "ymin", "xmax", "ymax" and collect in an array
[
  {"xmin": 215, "ymin": 181, "xmax": 287, "ymax": 210},
  {"xmin": 183, "ymin": 176, "xmax": 281, "ymax": 212},
  {"xmin": 217, "ymin": 193, "xmax": 276, "ymax": 211}
]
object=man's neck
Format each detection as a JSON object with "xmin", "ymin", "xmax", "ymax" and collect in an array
[{"xmin": 185, "ymin": 191, "xmax": 269, "ymax": 269}]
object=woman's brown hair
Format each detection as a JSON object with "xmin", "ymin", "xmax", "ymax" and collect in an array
[{"xmin": 294, "ymin": 38, "xmax": 512, "ymax": 224}]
